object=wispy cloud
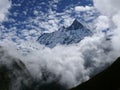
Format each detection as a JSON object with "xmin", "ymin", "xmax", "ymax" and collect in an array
[
  {"xmin": 75, "ymin": 6, "xmax": 94, "ymax": 12},
  {"xmin": 0, "ymin": 0, "xmax": 11, "ymax": 22}
]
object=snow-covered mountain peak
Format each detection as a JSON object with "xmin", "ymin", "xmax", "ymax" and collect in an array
[{"xmin": 37, "ymin": 19, "xmax": 93, "ymax": 48}]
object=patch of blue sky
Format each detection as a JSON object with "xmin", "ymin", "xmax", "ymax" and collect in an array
[{"xmin": 1, "ymin": 0, "xmax": 95, "ymax": 43}]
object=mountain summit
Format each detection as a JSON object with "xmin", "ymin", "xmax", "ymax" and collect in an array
[
  {"xmin": 67, "ymin": 19, "xmax": 84, "ymax": 30},
  {"xmin": 37, "ymin": 19, "xmax": 92, "ymax": 48}
]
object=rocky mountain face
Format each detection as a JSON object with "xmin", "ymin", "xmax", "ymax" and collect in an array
[
  {"xmin": 70, "ymin": 57, "xmax": 120, "ymax": 90},
  {"xmin": 37, "ymin": 19, "xmax": 92, "ymax": 48}
]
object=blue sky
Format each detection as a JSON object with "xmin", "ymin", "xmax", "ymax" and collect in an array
[
  {"xmin": 0, "ymin": 0, "xmax": 96, "ymax": 42},
  {"xmin": 3, "ymin": 0, "xmax": 93, "ymax": 28}
]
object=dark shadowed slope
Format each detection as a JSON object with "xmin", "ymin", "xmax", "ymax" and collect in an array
[{"xmin": 70, "ymin": 57, "xmax": 120, "ymax": 90}]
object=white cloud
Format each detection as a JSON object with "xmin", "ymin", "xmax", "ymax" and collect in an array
[
  {"xmin": 75, "ymin": 6, "xmax": 94, "ymax": 12},
  {"xmin": 94, "ymin": 0, "xmax": 120, "ymax": 61},
  {"xmin": 0, "ymin": 0, "xmax": 11, "ymax": 22},
  {"xmin": 95, "ymin": 15, "xmax": 110, "ymax": 31},
  {"xmin": 93, "ymin": 0, "xmax": 120, "ymax": 58},
  {"xmin": 111, "ymin": 13, "xmax": 120, "ymax": 56},
  {"xmin": 93, "ymin": 0, "xmax": 120, "ymax": 17}
]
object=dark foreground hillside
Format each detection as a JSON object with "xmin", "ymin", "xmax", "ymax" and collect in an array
[{"xmin": 70, "ymin": 57, "xmax": 120, "ymax": 90}]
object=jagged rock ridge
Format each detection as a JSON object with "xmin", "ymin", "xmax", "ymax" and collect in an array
[{"xmin": 37, "ymin": 19, "xmax": 92, "ymax": 48}]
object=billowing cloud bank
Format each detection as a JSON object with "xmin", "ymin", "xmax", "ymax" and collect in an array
[
  {"xmin": 93, "ymin": 0, "xmax": 120, "ymax": 57},
  {"xmin": 0, "ymin": 33, "xmax": 116, "ymax": 89},
  {"xmin": 0, "ymin": 0, "xmax": 120, "ymax": 89},
  {"xmin": 93, "ymin": 0, "xmax": 120, "ymax": 16}
]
